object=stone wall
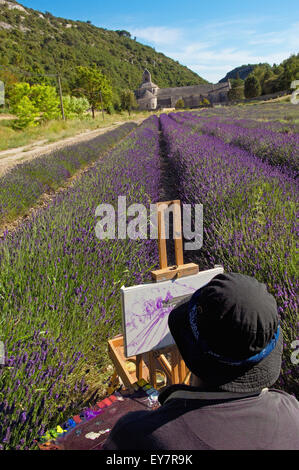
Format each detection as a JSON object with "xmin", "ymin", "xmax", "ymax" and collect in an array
[
  {"xmin": 156, "ymin": 83, "xmax": 230, "ymax": 108},
  {"xmin": 135, "ymin": 71, "xmax": 231, "ymax": 110}
]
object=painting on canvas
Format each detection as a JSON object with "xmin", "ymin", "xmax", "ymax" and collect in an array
[{"xmin": 121, "ymin": 266, "xmax": 224, "ymax": 357}]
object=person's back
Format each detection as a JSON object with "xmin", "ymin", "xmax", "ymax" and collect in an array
[
  {"xmin": 103, "ymin": 387, "xmax": 299, "ymax": 450},
  {"xmin": 103, "ymin": 273, "xmax": 299, "ymax": 450}
]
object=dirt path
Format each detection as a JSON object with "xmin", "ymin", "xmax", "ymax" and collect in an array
[
  {"xmin": 0, "ymin": 114, "xmax": 14, "ymax": 121},
  {"xmin": 0, "ymin": 118, "xmax": 145, "ymax": 177}
]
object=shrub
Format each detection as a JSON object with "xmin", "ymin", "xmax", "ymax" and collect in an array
[
  {"xmin": 201, "ymin": 98, "xmax": 211, "ymax": 106},
  {"xmin": 175, "ymin": 98, "xmax": 185, "ymax": 109},
  {"xmin": 12, "ymin": 96, "xmax": 39, "ymax": 129},
  {"xmin": 245, "ymin": 75, "xmax": 262, "ymax": 99},
  {"xmin": 30, "ymin": 85, "xmax": 60, "ymax": 121},
  {"xmin": 62, "ymin": 95, "xmax": 90, "ymax": 119},
  {"xmin": 120, "ymin": 89, "xmax": 137, "ymax": 115},
  {"xmin": 10, "ymin": 82, "xmax": 61, "ymax": 127}
]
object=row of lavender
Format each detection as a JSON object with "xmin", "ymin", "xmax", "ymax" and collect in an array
[
  {"xmin": 170, "ymin": 112, "xmax": 299, "ymax": 175},
  {"xmin": 196, "ymin": 113, "xmax": 299, "ymax": 133},
  {"xmin": 0, "ymin": 122, "xmax": 136, "ymax": 226},
  {"xmin": 160, "ymin": 113, "xmax": 298, "ymax": 396},
  {"xmin": 198, "ymin": 102, "xmax": 299, "ymax": 126},
  {"xmin": 0, "ymin": 117, "xmax": 161, "ymax": 449}
]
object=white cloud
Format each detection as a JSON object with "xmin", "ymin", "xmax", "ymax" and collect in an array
[
  {"xmin": 129, "ymin": 19, "xmax": 299, "ymax": 83},
  {"xmin": 130, "ymin": 26, "xmax": 182, "ymax": 45},
  {"xmin": 168, "ymin": 47, "xmax": 295, "ymax": 82},
  {"xmin": 248, "ymin": 22, "xmax": 299, "ymax": 50}
]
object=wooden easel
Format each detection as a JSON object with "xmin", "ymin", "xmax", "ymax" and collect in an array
[
  {"xmin": 108, "ymin": 200, "xmax": 199, "ymax": 391},
  {"xmin": 151, "ymin": 200, "xmax": 199, "ymax": 282}
]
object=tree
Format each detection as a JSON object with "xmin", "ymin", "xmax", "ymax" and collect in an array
[
  {"xmin": 62, "ymin": 95, "xmax": 90, "ymax": 119},
  {"xmin": 112, "ymin": 91, "xmax": 122, "ymax": 112},
  {"xmin": 228, "ymin": 78, "xmax": 245, "ymax": 101},
  {"xmin": 74, "ymin": 66, "xmax": 113, "ymax": 118},
  {"xmin": 244, "ymin": 75, "xmax": 262, "ymax": 99},
  {"xmin": 9, "ymin": 82, "xmax": 31, "ymax": 109},
  {"xmin": 175, "ymin": 98, "xmax": 185, "ymax": 109},
  {"xmin": 278, "ymin": 55, "xmax": 299, "ymax": 90},
  {"xmin": 273, "ymin": 64, "xmax": 284, "ymax": 76},
  {"xmin": 115, "ymin": 30, "xmax": 131, "ymax": 38},
  {"xmin": 120, "ymin": 89, "xmax": 137, "ymax": 116},
  {"xmin": 262, "ymin": 78, "xmax": 278, "ymax": 95},
  {"xmin": 29, "ymin": 84, "xmax": 60, "ymax": 121},
  {"xmin": 10, "ymin": 82, "xmax": 60, "ymax": 127},
  {"xmin": 201, "ymin": 98, "xmax": 210, "ymax": 107},
  {"xmin": 12, "ymin": 96, "xmax": 39, "ymax": 129},
  {"xmin": 0, "ymin": 69, "xmax": 18, "ymax": 104}
]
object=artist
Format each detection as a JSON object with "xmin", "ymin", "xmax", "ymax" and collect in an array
[{"xmin": 102, "ymin": 272, "xmax": 299, "ymax": 450}]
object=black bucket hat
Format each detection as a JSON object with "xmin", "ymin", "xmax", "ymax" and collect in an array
[{"xmin": 168, "ymin": 272, "xmax": 283, "ymax": 393}]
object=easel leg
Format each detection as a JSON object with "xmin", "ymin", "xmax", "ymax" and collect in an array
[
  {"xmin": 171, "ymin": 348, "xmax": 180, "ymax": 384},
  {"xmin": 178, "ymin": 351, "xmax": 186, "ymax": 383},
  {"xmin": 107, "ymin": 370, "xmax": 120, "ymax": 394},
  {"xmin": 136, "ymin": 355, "xmax": 144, "ymax": 381},
  {"xmin": 183, "ymin": 371, "xmax": 191, "ymax": 385},
  {"xmin": 148, "ymin": 352, "xmax": 157, "ymax": 388}
]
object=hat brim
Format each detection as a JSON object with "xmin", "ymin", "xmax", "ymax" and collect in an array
[{"xmin": 168, "ymin": 298, "xmax": 283, "ymax": 393}]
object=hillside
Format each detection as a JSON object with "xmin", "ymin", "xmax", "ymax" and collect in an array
[
  {"xmin": 219, "ymin": 64, "xmax": 258, "ymax": 83},
  {"xmin": 0, "ymin": 0, "xmax": 208, "ymax": 100},
  {"xmin": 219, "ymin": 56, "xmax": 299, "ymax": 95}
]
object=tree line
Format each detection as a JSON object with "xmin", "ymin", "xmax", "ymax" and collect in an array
[
  {"xmin": 228, "ymin": 54, "xmax": 299, "ymax": 101},
  {"xmin": 0, "ymin": 66, "xmax": 137, "ymax": 128}
]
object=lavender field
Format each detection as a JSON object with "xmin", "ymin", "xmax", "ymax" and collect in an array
[
  {"xmin": 0, "ymin": 122, "xmax": 136, "ymax": 225},
  {"xmin": 0, "ymin": 104, "xmax": 298, "ymax": 449}
]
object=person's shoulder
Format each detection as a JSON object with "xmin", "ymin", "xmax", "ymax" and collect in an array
[
  {"xmin": 110, "ymin": 401, "xmax": 174, "ymax": 431},
  {"xmin": 267, "ymin": 388, "xmax": 299, "ymax": 408}
]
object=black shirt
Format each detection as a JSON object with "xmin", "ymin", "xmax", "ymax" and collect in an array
[{"xmin": 102, "ymin": 386, "xmax": 299, "ymax": 450}]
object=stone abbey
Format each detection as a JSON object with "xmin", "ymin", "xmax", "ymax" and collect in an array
[{"xmin": 135, "ymin": 69, "xmax": 231, "ymax": 110}]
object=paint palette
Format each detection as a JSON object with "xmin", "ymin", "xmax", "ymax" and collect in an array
[{"xmin": 37, "ymin": 379, "xmax": 160, "ymax": 450}]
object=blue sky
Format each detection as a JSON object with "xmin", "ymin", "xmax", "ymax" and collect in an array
[{"xmin": 20, "ymin": 0, "xmax": 299, "ymax": 82}]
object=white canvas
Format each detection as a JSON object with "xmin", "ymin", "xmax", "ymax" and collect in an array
[{"xmin": 121, "ymin": 266, "xmax": 224, "ymax": 357}]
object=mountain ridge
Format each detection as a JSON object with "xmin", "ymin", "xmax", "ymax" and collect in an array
[{"xmin": 219, "ymin": 64, "xmax": 260, "ymax": 83}]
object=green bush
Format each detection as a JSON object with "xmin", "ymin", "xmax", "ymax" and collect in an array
[
  {"xmin": 10, "ymin": 82, "xmax": 60, "ymax": 128},
  {"xmin": 30, "ymin": 85, "xmax": 60, "ymax": 121},
  {"xmin": 175, "ymin": 98, "xmax": 185, "ymax": 109},
  {"xmin": 202, "ymin": 98, "xmax": 210, "ymax": 106},
  {"xmin": 12, "ymin": 95, "xmax": 39, "ymax": 129},
  {"xmin": 63, "ymin": 95, "xmax": 90, "ymax": 119},
  {"xmin": 120, "ymin": 89, "xmax": 137, "ymax": 115},
  {"xmin": 106, "ymin": 104, "xmax": 115, "ymax": 115},
  {"xmin": 10, "ymin": 83, "xmax": 31, "ymax": 109},
  {"xmin": 10, "ymin": 83, "xmax": 92, "ymax": 127},
  {"xmin": 245, "ymin": 75, "xmax": 262, "ymax": 99}
]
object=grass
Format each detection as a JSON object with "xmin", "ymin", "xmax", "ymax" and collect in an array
[{"xmin": 0, "ymin": 110, "xmax": 152, "ymax": 152}]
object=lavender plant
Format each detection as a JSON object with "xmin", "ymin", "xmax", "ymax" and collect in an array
[{"xmin": 170, "ymin": 112, "xmax": 299, "ymax": 175}]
